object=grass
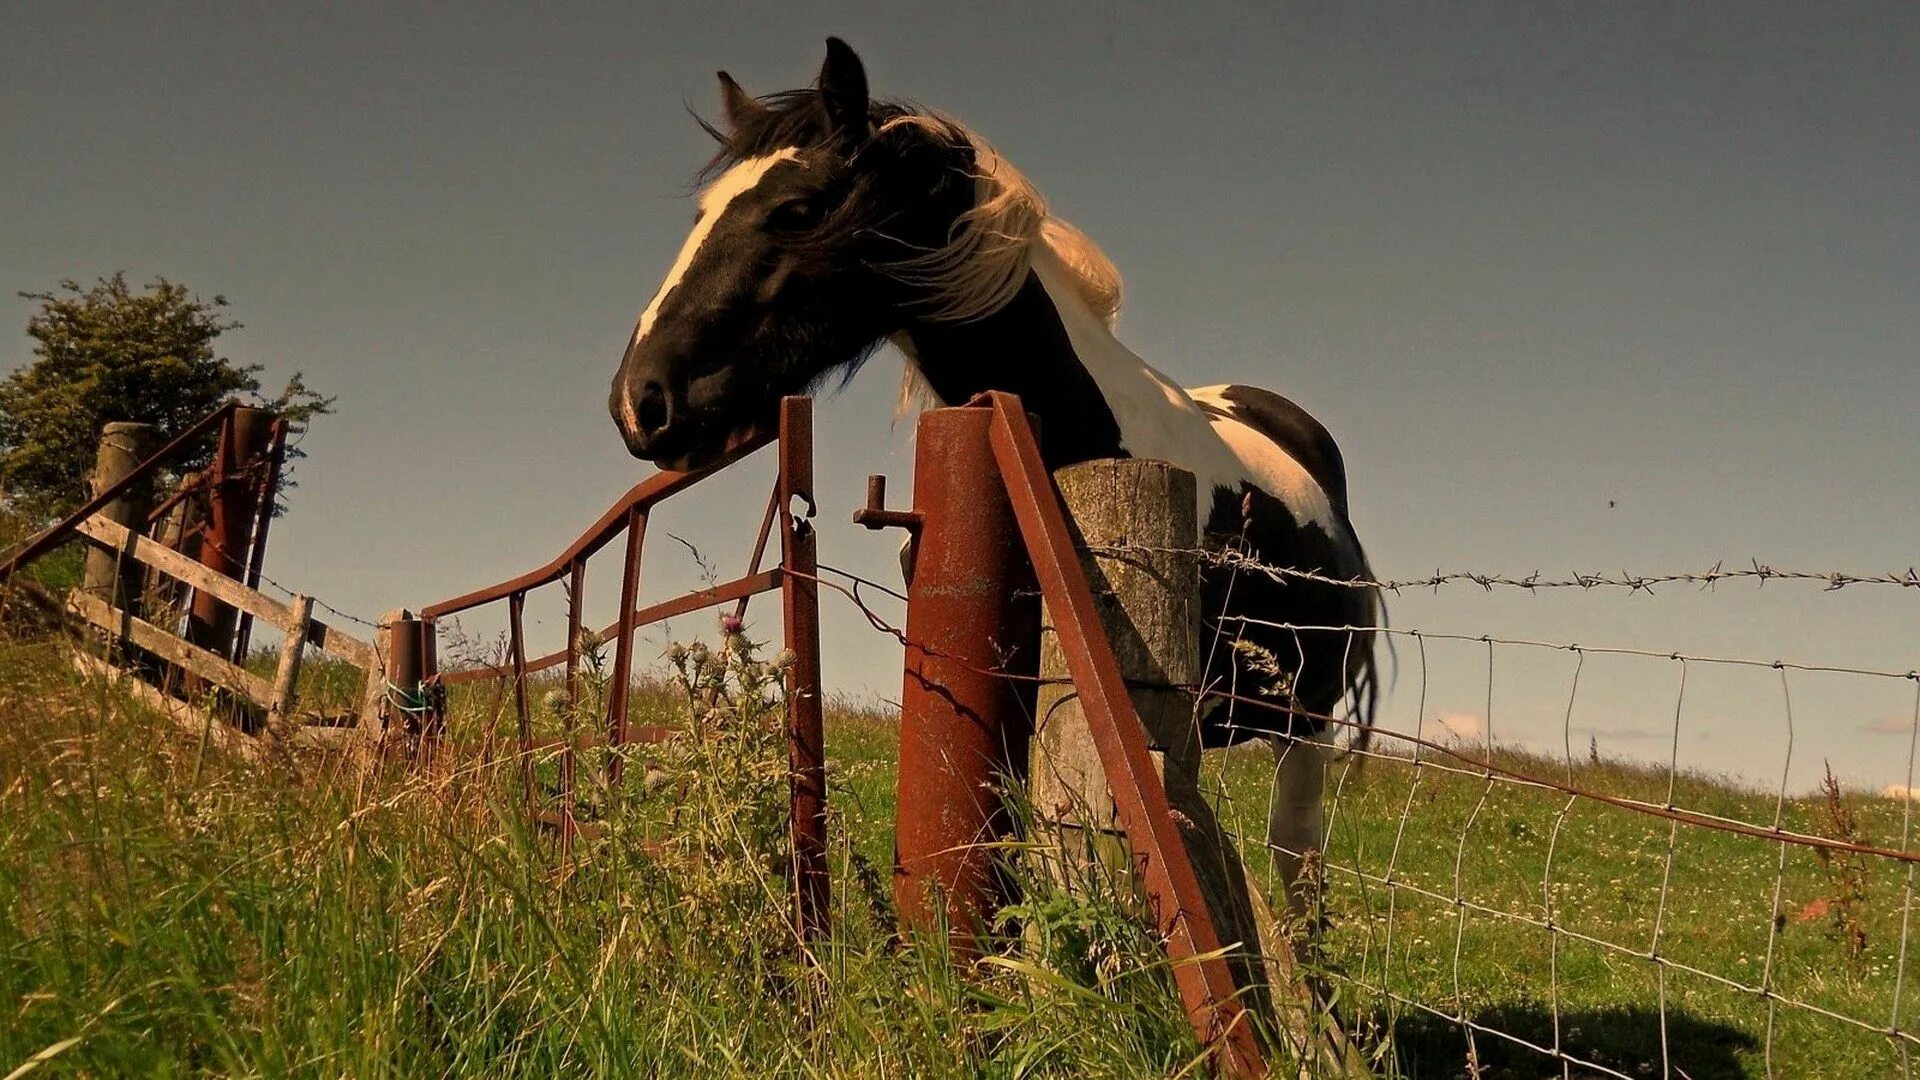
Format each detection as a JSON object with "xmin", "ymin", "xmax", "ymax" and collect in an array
[
  {"xmin": 1203, "ymin": 742, "xmax": 1920, "ymax": 1077},
  {"xmin": 2, "ymin": 629, "xmax": 1214, "ymax": 1079},
  {"xmin": 5, "ymin": 617, "xmax": 1917, "ymax": 1078}
]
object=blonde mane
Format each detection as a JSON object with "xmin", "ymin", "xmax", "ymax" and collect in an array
[{"xmin": 878, "ymin": 114, "xmax": 1123, "ymax": 413}]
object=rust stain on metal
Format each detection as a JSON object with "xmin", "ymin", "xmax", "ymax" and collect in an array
[
  {"xmin": 187, "ymin": 406, "xmax": 275, "ymax": 664},
  {"xmin": 779, "ymin": 396, "xmax": 829, "ymax": 943},
  {"xmin": 890, "ymin": 406, "xmax": 1036, "ymax": 953}
]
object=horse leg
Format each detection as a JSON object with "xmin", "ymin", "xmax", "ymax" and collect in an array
[{"xmin": 1267, "ymin": 729, "xmax": 1333, "ymax": 921}]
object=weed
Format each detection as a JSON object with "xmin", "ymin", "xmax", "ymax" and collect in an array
[{"xmin": 1814, "ymin": 760, "xmax": 1871, "ymax": 963}]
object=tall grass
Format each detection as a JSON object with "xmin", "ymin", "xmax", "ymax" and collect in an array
[
  {"xmin": 1, "ymin": 627, "xmax": 1224, "ymax": 1078},
  {"xmin": 9, "ymin": 609, "xmax": 1913, "ymax": 1077}
]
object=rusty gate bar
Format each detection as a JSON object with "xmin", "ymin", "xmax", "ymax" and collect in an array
[
  {"xmin": 605, "ymin": 505, "xmax": 646, "ymax": 786},
  {"xmin": 412, "ymin": 404, "xmax": 818, "ymax": 936},
  {"xmin": 778, "ymin": 396, "xmax": 828, "ymax": 942},
  {"xmin": 436, "ymin": 568, "xmax": 784, "ymax": 687},
  {"xmin": 889, "ymin": 405, "xmax": 1038, "ymax": 952},
  {"xmin": 733, "ymin": 486, "xmax": 781, "ymax": 624},
  {"xmin": 565, "ymin": 559, "xmax": 586, "ymax": 704},
  {"xmin": 1, "ymin": 400, "xmax": 239, "ymax": 582},
  {"xmin": 563, "ymin": 557, "xmax": 585, "ymax": 849},
  {"xmin": 187, "ymin": 406, "xmax": 276, "ymax": 664},
  {"xmin": 980, "ymin": 392, "xmax": 1266, "ymax": 1078},
  {"xmin": 508, "ymin": 590, "xmax": 536, "ymax": 813},
  {"xmin": 418, "ymin": 436, "xmax": 773, "ymax": 623},
  {"xmin": 232, "ymin": 417, "xmax": 289, "ymax": 661}
]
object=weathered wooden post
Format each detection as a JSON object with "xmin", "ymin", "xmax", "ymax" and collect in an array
[
  {"xmin": 81, "ymin": 421, "xmax": 157, "ymax": 617},
  {"xmin": 186, "ymin": 405, "xmax": 274, "ymax": 662},
  {"xmin": 1033, "ymin": 458, "xmax": 1368, "ymax": 1075},
  {"xmin": 265, "ymin": 594, "xmax": 314, "ymax": 737},
  {"xmin": 881, "ymin": 405, "xmax": 1040, "ymax": 951},
  {"xmin": 1030, "ymin": 462, "xmax": 1221, "ymax": 886}
]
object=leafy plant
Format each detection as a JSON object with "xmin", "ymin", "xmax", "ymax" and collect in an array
[{"xmin": 1, "ymin": 273, "xmax": 332, "ymax": 520}]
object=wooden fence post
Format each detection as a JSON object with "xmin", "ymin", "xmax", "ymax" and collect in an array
[
  {"xmin": 1032, "ymin": 457, "xmax": 1369, "ymax": 1074},
  {"xmin": 1032, "ymin": 460, "xmax": 1207, "ymax": 861},
  {"xmin": 266, "ymin": 594, "xmax": 313, "ymax": 737},
  {"xmin": 81, "ymin": 422, "xmax": 157, "ymax": 617}
]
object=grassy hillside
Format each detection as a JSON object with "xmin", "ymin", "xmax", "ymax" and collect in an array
[{"xmin": 4, "ymin": 624, "xmax": 1914, "ymax": 1077}]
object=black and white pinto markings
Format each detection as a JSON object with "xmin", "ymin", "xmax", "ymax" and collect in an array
[{"xmin": 609, "ymin": 39, "xmax": 1380, "ymax": 910}]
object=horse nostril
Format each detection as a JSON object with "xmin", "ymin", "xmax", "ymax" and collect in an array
[{"xmin": 638, "ymin": 381, "xmax": 670, "ymax": 436}]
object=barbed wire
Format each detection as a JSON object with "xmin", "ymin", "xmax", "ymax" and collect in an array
[
  {"xmin": 149, "ymin": 461, "xmax": 1912, "ymax": 1072},
  {"xmin": 190, "ymin": 525, "xmax": 384, "ymax": 632},
  {"xmin": 1088, "ymin": 543, "xmax": 1920, "ymax": 596}
]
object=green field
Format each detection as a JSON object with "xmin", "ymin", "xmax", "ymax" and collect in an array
[{"xmin": 4, "ymin": 629, "xmax": 1915, "ymax": 1078}]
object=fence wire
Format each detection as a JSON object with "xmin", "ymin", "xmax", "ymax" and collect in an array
[{"xmin": 812, "ymin": 550, "xmax": 1918, "ymax": 1077}]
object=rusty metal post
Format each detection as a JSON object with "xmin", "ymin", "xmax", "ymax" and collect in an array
[
  {"xmin": 889, "ymin": 406, "xmax": 1039, "ymax": 951},
  {"xmin": 81, "ymin": 422, "xmax": 157, "ymax": 617},
  {"xmin": 778, "ymin": 396, "xmax": 828, "ymax": 942},
  {"xmin": 379, "ymin": 609, "xmax": 428, "ymax": 743},
  {"xmin": 186, "ymin": 405, "xmax": 274, "ymax": 661},
  {"xmin": 605, "ymin": 505, "xmax": 646, "ymax": 786},
  {"xmin": 231, "ymin": 418, "xmax": 289, "ymax": 660},
  {"xmin": 509, "ymin": 590, "xmax": 535, "ymax": 812},
  {"xmin": 146, "ymin": 471, "xmax": 205, "ymax": 619},
  {"xmin": 562, "ymin": 558, "xmax": 585, "ymax": 850}
]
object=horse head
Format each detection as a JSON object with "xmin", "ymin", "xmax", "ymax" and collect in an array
[{"xmin": 609, "ymin": 38, "xmax": 981, "ymax": 470}]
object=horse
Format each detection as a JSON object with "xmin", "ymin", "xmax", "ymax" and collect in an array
[{"xmin": 608, "ymin": 38, "xmax": 1380, "ymax": 912}]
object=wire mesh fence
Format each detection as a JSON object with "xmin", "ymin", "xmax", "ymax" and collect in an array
[
  {"xmin": 1188, "ymin": 557, "xmax": 1919, "ymax": 1077},
  {"xmin": 816, "ymin": 546, "xmax": 1918, "ymax": 1077}
]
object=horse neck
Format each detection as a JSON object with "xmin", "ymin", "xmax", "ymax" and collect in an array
[{"xmin": 895, "ymin": 261, "xmax": 1128, "ymax": 469}]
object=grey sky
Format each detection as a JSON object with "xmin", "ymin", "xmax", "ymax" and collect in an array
[{"xmin": 5, "ymin": 3, "xmax": 1915, "ymax": 790}]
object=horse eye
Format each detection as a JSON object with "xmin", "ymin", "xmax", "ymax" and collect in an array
[{"xmin": 768, "ymin": 199, "xmax": 820, "ymax": 230}]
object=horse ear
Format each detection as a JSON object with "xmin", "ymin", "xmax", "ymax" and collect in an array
[
  {"xmin": 816, "ymin": 37, "xmax": 870, "ymax": 139},
  {"xmin": 717, "ymin": 71, "xmax": 765, "ymax": 133}
]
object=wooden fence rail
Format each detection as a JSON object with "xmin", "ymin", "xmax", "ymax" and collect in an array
[{"xmin": 64, "ymin": 510, "xmax": 385, "ymax": 759}]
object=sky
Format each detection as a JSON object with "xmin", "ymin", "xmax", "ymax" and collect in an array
[{"xmin": 4, "ymin": 2, "xmax": 1916, "ymax": 792}]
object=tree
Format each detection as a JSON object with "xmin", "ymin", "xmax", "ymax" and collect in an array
[{"xmin": 0, "ymin": 273, "xmax": 332, "ymax": 520}]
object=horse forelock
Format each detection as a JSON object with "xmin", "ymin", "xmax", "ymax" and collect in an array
[
  {"xmin": 872, "ymin": 114, "xmax": 1123, "ymax": 329},
  {"xmin": 695, "ymin": 90, "xmax": 1126, "ymax": 416},
  {"xmin": 868, "ymin": 114, "xmax": 1125, "ymax": 418}
]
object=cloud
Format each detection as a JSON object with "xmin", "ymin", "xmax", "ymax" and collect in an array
[
  {"xmin": 1862, "ymin": 716, "xmax": 1918, "ymax": 736},
  {"xmin": 1421, "ymin": 710, "xmax": 1489, "ymax": 745}
]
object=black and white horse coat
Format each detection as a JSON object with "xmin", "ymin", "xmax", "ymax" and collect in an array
[{"xmin": 608, "ymin": 39, "xmax": 1380, "ymax": 905}]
